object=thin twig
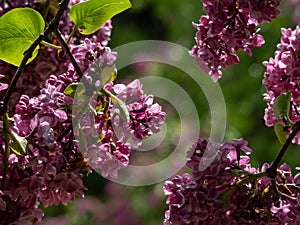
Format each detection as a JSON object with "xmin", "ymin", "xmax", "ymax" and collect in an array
[
  {"xmin": 57, "ymin": 124, "xmax": 72, "ymax": 142},
  {"xmin": 267, "ymin": 120, "xmax": 300, "ymax": 178},
  {"xmin": 54, "ymin": 30, "xmax": 84, "ymax": 78},
  {"xmin": 219, "ymin": 171, "xmax": 267, "ymax": 203},
  {"xmin": 1, "ymin": 113, "xmax": 10, "ymax": 189}
]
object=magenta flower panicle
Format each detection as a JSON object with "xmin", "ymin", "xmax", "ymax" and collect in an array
[{"xmin": 190, "ymin": 0, "xmax": 281, "ymax": 81}]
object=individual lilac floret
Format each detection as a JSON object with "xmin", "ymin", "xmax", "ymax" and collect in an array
[
  {"xmin": 263, "ymin": 26, "xmax": 300, "ymax": 144},
  {"xmin": 112, "ymin": 79, "xmax": 166, "ymax": 149},
  {"xmin": 164, "ymin": 138, "xmax": 300, "ymax": 224},
  {"xmin": 190, "ymin": 0, "xmax": 282, "ymax": 81}
]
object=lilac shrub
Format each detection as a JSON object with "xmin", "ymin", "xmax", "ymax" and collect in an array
[{"xmin": 0, "ymin": 0, "xmax": 300, "ymax": 224}]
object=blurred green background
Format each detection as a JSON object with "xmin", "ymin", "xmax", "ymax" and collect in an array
[{"xmin": 42, "ymin": 1, "xmax": 299, "ymax": 224}]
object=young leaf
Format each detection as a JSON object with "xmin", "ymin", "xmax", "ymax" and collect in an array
[
  {"xmin": 100, "ymin": 65, "xmax": 117, "ymax": 88},
  {"xmin": 64, "ymin": 82, "xmax": 85, "ymax": 98},
  {"xmin": 0, "ymin": 8, "xmax": 45, "ymax": 66},
  {"xmin": 70, "ymin": 0, "xmax": 131, "ymax": 35},
  {"xmin": 10, "ymin": 130, "xmax": 28, "ymax": 156},
  {"xmin": 274, "ymin": 123, "xmax": 287, "ymax": 144},
  {"xmin": 113, "ymin": 97, "xmax": 130, "ymax": 123},
  {"xmin": 273, "ymin": 92, "xmax": 291, "ymax": 119}
]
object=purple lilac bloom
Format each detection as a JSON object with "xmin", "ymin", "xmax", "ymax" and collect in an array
[
  {"xmin": 112, "ymin": 79, "xmax": 166, "ymax": 149},
  {"xmin": 190, "ymin": 0, "xmax": 281, "ymax": 81},
  {"xmin": 77, "ymin": 79, "xmax": 165, "ymax": 177},
  {"xmin": 263, "ymin": 26, "xmax": 300, "ymax": 144},
  {"xmin": 164, "ymin": 138, "xmax": 300, "ymax": 224}
]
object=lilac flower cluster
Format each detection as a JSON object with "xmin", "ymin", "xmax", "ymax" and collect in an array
[
  {"xmin": 112, "ymin": 80, "xmax": 166, "ymax": 149},
  {"xmin": 75, "ymin": 78, "xmax": 165, "ymax": 178},
  {"xmin": 0, "ymin": 1, "xmax": 165, "ymax": 224},
  {"xmin": 164, "ymin": 138, "xmax": 300, "ymax": 224},
  {"xmin": 190, "ymin": 0, "xmax": 281, "ymax": 81},
  {"xmin": 263, "ymin": 26, "xmax": 300, "ymax": 144}
]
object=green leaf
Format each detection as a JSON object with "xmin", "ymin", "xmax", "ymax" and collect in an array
[
  {"xmin": 10, "ymin": 130, "xmax": 28, "ymax": 156},
  {"xmin": 64, "ymin": 82, "xmax": 85, "ymax": 98},
  {"xmin": 70, "ymin": 0, "xmax": 131, "ymax": 35},
  {"xmin": 274, "ymin": 123, "xmax": 287, "ymax": 144},
  {"xmin": 113, "ymin": 97, "xmax": 130, "ymax": 123},
  {"xmin": 98, "ymin": 133, "xmax": 105, "ymax": 142},
  {"xmin": 0, "ymin": 8, "xmax": 45, "ymax": 66},
  {"xmin": 273, "ymin": 92, "xmax": 291, "ymax": 119},
  {"xmin": 100, "ymin": 65, "xmax": 117, "ymax": 88},
  {"xmin": 95, "ymin": 104, "xmax": 105, "ymax": 112}
]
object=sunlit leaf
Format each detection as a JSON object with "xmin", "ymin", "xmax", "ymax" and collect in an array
[
  {"xmin": 70, "ymin": 0, "xmax": 131, "ymax": 35},
  {"xmin": 100, "ymin": 65, "xmax": 117, "ymax": 88},
  {"xmin": 64, "ymin": 82, "xmax": 85, "ymax": 98},
  {"xmin": 0, "ymin": 8, "xmax": 45, "ymax": 66}
]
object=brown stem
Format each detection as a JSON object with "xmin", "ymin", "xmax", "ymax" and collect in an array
[
  {"xmin": 54, "ymin": 30, "xmax": 84, "ymax": 78},
  {"xmin": 267, "ymin": 120, "xmax": 300, "ymax": 178}
]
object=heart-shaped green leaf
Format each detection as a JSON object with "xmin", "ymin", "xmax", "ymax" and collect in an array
[
  {"xmin": 70, "ymin": 0, "xmax": 131, "ymax": 35},
  {"xmin": 0, "ymin": 8, "xmax": 45, "ymax": 66}
]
